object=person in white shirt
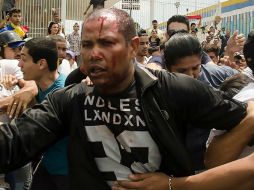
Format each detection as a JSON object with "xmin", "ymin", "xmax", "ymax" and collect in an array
[{"xmin": 58, "ymin": 50, "xmax": 77, "ymax": 76}]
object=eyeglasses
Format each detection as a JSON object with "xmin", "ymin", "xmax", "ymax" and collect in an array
[{"xmin": 167, "ymin": 29, "xmax": 188, "ymax": 37}]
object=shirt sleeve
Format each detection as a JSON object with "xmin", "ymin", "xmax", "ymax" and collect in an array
[
  {"xmin": 0, "ymin": 85, "xmax": 74, "ymax": 172},
  {"xmin": 161, "ymin": 71, "xmax": 247, "ymax": 131}
]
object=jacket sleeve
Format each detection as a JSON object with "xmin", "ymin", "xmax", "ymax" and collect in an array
[
  {"xmin": 0, "ymin": 85, "xmax": 75, "ymax": 172},
  {"xmin": 159, "ymin": 71, "xmax": 247, "ymax": 130}
]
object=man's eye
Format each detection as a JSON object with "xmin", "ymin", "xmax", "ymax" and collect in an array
[
  {"xmin": 82, "ymin": 42, "xmax": 92, "ymax": 48},
  {"xmin": 101, "ymin": 41, "xmax": 114, "ymax": 46}
]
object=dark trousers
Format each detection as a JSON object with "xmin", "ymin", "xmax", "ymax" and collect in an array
[{"xmin": 30, "ymin": 163, "xmax": 69, "ymax": 190}]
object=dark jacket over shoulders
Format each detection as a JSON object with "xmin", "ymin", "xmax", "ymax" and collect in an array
[{"xmin": 0, "ymin": 65, "xmax": 247, "ymax": 190}]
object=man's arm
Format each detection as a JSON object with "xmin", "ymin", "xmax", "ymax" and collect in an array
[
  {"xmin": 0, "ymin": 86, "xmax": 69, "ymax": 172},
  {"xmin": 113, "ymin": 153, "xmax": 254, "ymax": 190},
  {"xmin": 205, "ymin": 101, "xmax": 254, "ymax": 168}
]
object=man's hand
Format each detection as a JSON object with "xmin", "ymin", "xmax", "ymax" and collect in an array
[
  {"xmin": 225, "ymin": 31, "xmax": 245, "ymax": 60},
  {"xmin": 112, "ymin": 173, "xmax": 169, "ymax": 190},
  {"xmin": 1, "ymin": 74, "xmax": 18, "ymax": 90},
  {"xmin": 220, "ymin": 55, "xmax": 239, "ymax": 70},
  {"xmin": 7, "ymin": 90, "xmax": 35, "ymax": 118}
]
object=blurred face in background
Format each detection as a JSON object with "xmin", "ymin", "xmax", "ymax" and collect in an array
[
  {"xmin": 4, "ymin": 46, "xmax": 22, "ymax": 60},
  {"xmin": 207, "ymin": 51, "xmax": 219, "ymax": 64},
  {"xmin": 151, "ymin": 30, "xmax": 158, "ymax": 38},
  {"xmin": 152, "ymin": 21, "xmax": 158, "ymax": 29},
  {"xmin": 50, "ymin": 23, "xmax": 59, "ymax": 35},
  {"xmin": 137, "ymin": 35, "xmax": 149, "ymax": 57},
  {"xmin": 168, "ymin": 55, "xmax": 201, "ymax": 79},
  {"xmin": 9, "ymin": 13, "xmax": 22, "ymax": 25},
  {"xmin": 73, "ymin": 23, "xmax": 80, "ymax": 32}
]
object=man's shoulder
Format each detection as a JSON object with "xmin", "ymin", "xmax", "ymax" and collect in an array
[
  {"xmin": 202, "ymin": 62, "xmax": 237, "ymax": 76},
  {"xmin": 50, "ymin": 82, "xmax": 87, "ymax": 100}
]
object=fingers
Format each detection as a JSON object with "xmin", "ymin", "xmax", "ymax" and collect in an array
[
  {"xmin": 8, "ymin": 100, "xmax": 18, "ymax": 119},
  {"xmin": 232, "ymin": 30, "xmax": 238, "ymax": 38},
  {"xmin": 113, "ymin": 180, "xmax": 142, "ymax": 189},
  {"xmin": 15, "ymin": 101, "xmax": 25, "ymax": 118},
  {"xmin": 1, "ymin": 75, "xmax": 18, "ymax": 89}
]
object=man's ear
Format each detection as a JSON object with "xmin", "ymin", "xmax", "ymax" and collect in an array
[
  {"xmin": 130, "ymin": 36, "xmax": 139, "ymax": 57},
  {"xmin": 38, "ymin": 59, "xmax": 48, "ymax": 70}
]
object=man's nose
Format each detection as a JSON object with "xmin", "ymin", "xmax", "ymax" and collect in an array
[{"xmin": 90, "ymin": 46, "xmax": 103, "ymax": 60}]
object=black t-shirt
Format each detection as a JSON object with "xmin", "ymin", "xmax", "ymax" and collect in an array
[
  {"xmin": 65, "ymin": 67, "xmax": 86, "ymax": 86},
  {"xmin": 83, "ymin": 81, "xmax": 161, "ymax": 185}
]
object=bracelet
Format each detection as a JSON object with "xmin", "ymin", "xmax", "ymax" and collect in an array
[{"xmin": 169, "ymin": 175, "xmax": 174, "ymax": 190}]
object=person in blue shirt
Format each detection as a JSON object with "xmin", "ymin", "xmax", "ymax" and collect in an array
[{"xmin": 18, "ymin": 37, "xmax": 67, "ymax": 190}]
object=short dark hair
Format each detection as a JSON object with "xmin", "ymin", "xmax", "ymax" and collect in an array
[
  {"xmin": 24, "ymin": 37, "xmax": 58, "ymax": 71},
  {"xmin": 167, "ymin": 15, "xmax": 190, "ymax": 31},
  {"xmin": 9, "ymin": 8, "xmax": 21, "ymax": 17},
  {"xmin": 47, "ymin": 35, "xmax": 66, "ymax": 43},
  {"xmin": 164, "ymin": 33, "xmax": 202, "ymax": 69},
  {"xmin": 152, "ymin": 20, "xmax": 158, "ymax": 23},
  {"xmin": 84, "ymin": 8, "xmax": 136, "ymax": 42},
  {"xmin": 138, "ymin": 29, "xmax": 148, "ymax": 37},
  {"xmin": 191, "ymin": 22, "xmax": 196, "ymax": 27},
  {"xmin": 203, "ymin": 44, "xmax": 220, "ymax": 57}
]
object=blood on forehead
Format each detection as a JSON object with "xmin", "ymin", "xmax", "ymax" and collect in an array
[{"xmin": 84, "ymin": 14, "xmax": 120, "ymax": 34}]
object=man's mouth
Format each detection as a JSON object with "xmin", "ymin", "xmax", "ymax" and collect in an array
[{"xmin": 89, "ymin": 67, "xmax": 106, "ymax": 76}]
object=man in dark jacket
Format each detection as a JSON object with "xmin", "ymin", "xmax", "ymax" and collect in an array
[{"xmin": 1, "ymin": 8, "xmax": 254, "ymax": 190}]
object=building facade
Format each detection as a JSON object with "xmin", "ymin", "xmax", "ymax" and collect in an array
[{"xmin": 0, "ymin": 0, "xmax": 119, "ymax": 37}]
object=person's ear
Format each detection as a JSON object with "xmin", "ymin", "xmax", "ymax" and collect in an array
[
  {"xmin": 38, "ymin": 59, "xmax": 48, "ymax": 70},
  {"xmin": 129, "ymin": 36, "xmax": 139, "ymax": 57}
]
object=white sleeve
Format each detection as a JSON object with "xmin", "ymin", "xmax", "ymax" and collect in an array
[
  {"xmin": 58, "ymin": 59, "xmax": 70, "ymax": 76},
  {"xmin": 0, "ymin": 60, "xmax": 23, "ymax": 80}
]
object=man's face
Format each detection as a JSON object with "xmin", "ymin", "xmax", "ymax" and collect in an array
[
  {"xmin": 191, "ymin": 24, "xmax": 196, "ymax": 31},
  {"xmin": 152, "ymin": 22, "xmax": 158, "ymax": 29},
  {"xmin": 73, "ymin": 24, "xmax": 80, "ymax": 32},
  {"xmin": 9, "ymin": 13, "xmax": 22, "ymax": 25},
  {"xmin": 4, "ymin": 46, "xmax": 22, "ymax": 59},
  {"xmin": 81, "ymin": 16, "xmax": 137, "ymax": 92},
  {"xmin": 56, "ymin": 41, "xmax": 67, "ymax": 64},
  {"xmin": 53, "ymin": 13, "xmax": 60, "ymax": 22},
  {"xmin": 168, "ymin": 55, "xmax": 201, "ymax": 79},
  {"xmin": 19, "ymin": 47, "xmax": 41, "ymax": 81},
  {"xmin": 206, "ymin": 36, "xmax": 212, "ymax": 42},
  {"xmin": 207, "ymin": 52, "xmax": 218, "ymax": 64},
  {"xmin": 167, "ymin": 22, "xmax": 188, "ymax": 39},
  {"xmin": 137, "ymin": 35, "xmax": 149, "ymax": 56}
]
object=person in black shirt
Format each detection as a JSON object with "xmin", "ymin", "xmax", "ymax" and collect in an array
[{"xmin": 1, "ymin": 8, "xmax": 254, "ymax": 190}]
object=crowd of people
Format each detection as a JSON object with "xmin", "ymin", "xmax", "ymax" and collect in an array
[{"xmin": 0, "ymin": 4, "xmax": 254, "ymax": 190}]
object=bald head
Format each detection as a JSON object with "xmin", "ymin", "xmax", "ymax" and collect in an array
[{"xmin": 83, "ymin": 8, "xmax": 137, "ymax": 42}]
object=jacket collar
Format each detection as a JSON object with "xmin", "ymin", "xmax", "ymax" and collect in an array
[{"xmin": 134, "ymin": 63, "xmax": 158, "ymax": 95}]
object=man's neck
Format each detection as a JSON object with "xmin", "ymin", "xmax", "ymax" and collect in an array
[
  {"xmin": 11, "ymin": 22, "xmax": 20, "ymax": 27},
  {"xmin": 37, "ymin": 71, "xmax": 59, "ymax": 91},
  {"xmin": 136, "ymin": 55, "xmax": 146, "ymax": 65}
]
